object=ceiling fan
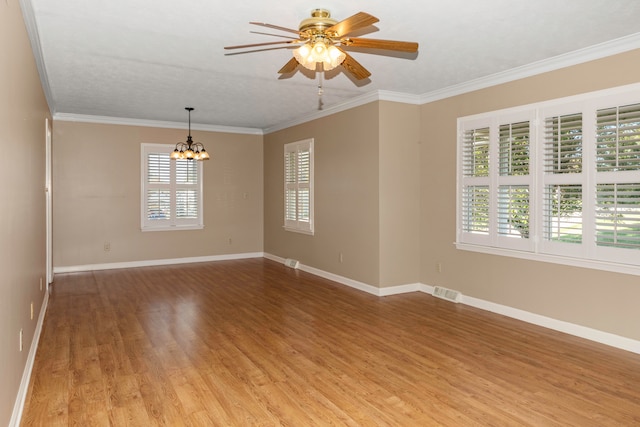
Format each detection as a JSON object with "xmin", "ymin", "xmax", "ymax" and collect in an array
[{"xmin": 224, "ymin": 9, "xmax": 419, "ymax": 81}]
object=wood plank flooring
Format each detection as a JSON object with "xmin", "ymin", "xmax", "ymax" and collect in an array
[{"xmin": 21, "ymin": 258, "xmax": 640, "ymax": 426}]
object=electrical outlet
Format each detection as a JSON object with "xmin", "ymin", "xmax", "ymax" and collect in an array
[
  {"xmin": 40, "ymin": 277, "xmax": 43, "ymax": 291},
  {"xmin": 104, "ymin": 242, "xmax": 111, "ymax": 252},
  {"xmin": 339, "ymin": 252, "xmax": 344, "ymax": 263},
  {"xmin": 30, "ymin": 302, "xmax": 34, "ymax": 320},
  {"xmin": 228, "ymin": 237, "xmax": 232, "ymax": 245},
  {"xmin": 19, "ymin": 329, "xmax": 23, "ymax": 352},
  {"xmin": 437, "ymin": 262, "xmax": 442, "ymax": 273}
]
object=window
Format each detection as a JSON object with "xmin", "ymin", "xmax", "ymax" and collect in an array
[
  {"xmin": 141, "ymin": 143, "xmax": 203, "ymax": 231},
  {"xmin": 457, "ymin": 83, "xmax": 640, "ymax": 274},
  {"xmin": 284, "ymin": 138, "xmax": 314, "ymax": 234}
]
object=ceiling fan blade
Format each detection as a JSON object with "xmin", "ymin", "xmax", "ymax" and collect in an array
[
  {"xmin": 340, "ymin": 52, "xmax": 371, "ymax": 80},
  {"xmin": 278, "ymin": 57, "xmax": 299, "ymax": 74},
  {"xmin": 224, "ymin": 40, "xmax": 300, "ymax": 50},
  {"xmin": 250, "ymin": 22, "xmax": 300, "ymax": 35},
  {"xmin": 224, "ymin": 46, "xmax": 296, "ymax": 56},
  {"xmin": 326, "ymin": 12, "xmax": 379, "ymax": 37},
  {"xmin": 341, "ymin": 37, "xmax": 418, "ymax": 53},
  {"xmin": 250, "ymin": 31, "xmax": 299, "ymax": 40}
]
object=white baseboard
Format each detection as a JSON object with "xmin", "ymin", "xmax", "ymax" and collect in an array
[
  {"xmin": 53, "ymin": 252, "xmax": 265, "ymax": 274},
  {"xmin": 462, "ymin": 294, "xmax": 640, "ymax": 355},
  {"xmin": 263, "ymin": 253, "xmax": 423, "ymax": 296},
  {"xmin": 9, "ymin": 289, "xmax": 49, "ymax": 427},
  {"xmin": 263, "ymin": 253, "xmax": 640, "ymax": 355}
]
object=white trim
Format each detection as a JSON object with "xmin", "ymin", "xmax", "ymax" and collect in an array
[
  {"xmin": 461, "ymin": 294, "xmax": 640, "ymax": 355},
  {"xmin": 45, "ymin": 118, "xmax": 53, "ymax": 285},
  {"xmin": 456, "ymin": 242, "xmax": 640, "ymax": 276},
  {"xmin": 9, "ymin": 290, "xmax": 49, "ymax": 427},
  {"xmin": 19, "ymin": 0, "xmax": 54, "ymax": 114},
  {"xmin": 378, "ymin": 90, "xmax": 422, "ymax": 105},
  {"xmin": 263, "ymin": 253, "xmax": 640, "ymax": 355},
  {"xmin": 420, "ymin": 32, "xmax": 640, "ymax": 105},
  {"xmin": 53, "ymin": 252, "xmax": 264, "ymax": 274},
  {"xmin": 53, "ymin": 113, "xmax": 263, "ymax": 135},
  {"xmin": 265, "ymin": 92, "xmax": 380, "ymax": 134}
]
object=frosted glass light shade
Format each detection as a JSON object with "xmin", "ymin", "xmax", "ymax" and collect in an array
[{"xmin": 293, "ymin": 42, "xmax": 345, "ymax": 71}]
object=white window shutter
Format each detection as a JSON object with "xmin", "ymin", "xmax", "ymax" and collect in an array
[
  {"xmin": 284, "ymin": 139, "xmax": 314, "ymax": 234},
  {"xmin": 457, "ymin": 83, "xmax": 640, "ymax": 274},
  {"xmin": 141, "ymin": 143, "xmax": 203, "ymax": 231}
]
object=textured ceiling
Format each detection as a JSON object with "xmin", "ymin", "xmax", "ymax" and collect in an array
[{"xmin": 22, "ymin": 0, "xmax": 640, "ymax": 132}]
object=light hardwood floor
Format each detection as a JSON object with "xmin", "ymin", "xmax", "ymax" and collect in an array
[{"xmin": 21, "ymin": 258, "xmax": 640, "ymax": 426}]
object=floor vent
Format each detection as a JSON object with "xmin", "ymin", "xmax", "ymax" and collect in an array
[
  {"xmin": 284, "ymin": 258, "xmax": 300, "ymax": 269},
  {"xmin": 432, "ymin": 286, "xmax": 461, "ymax": 303}
]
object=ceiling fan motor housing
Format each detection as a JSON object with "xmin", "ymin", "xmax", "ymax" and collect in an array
[{"xmin": 298, "ymin": 9, "xmax": 338, "ymax": 34}]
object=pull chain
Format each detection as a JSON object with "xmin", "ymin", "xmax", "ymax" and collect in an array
[{"xmin": 317, "ymin": 71, "xmax": 324, "ymax": 110}]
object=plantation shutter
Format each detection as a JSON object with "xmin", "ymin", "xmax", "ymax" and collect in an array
[
  {"xmin": 457, "ymin": 84, "xmax": 640, "ymax": 272},
  {"xmin": 284, "ymin": 139, "xmax": 314, "ymax": 234},
  {"xmin": 595, "ymin": 103, "xmax": 640, "ymax": 251},
  {"xmin": 542, "ymin": 112, "xmax": 583, "ymax": 247},
  {"xmin": 497, "ymin": 121, "xmax": 531, "ymax": 244},
  {"xmin": 146, "ymin": 152, "xmax": 171, "ymax": 222},
  {"xmin": 461, "ymin": 127, "xmax": 490, "ymax": 236},
  {"xmin": 142, "ymin": 144, "xmax": 203, "ymax": 230},
  {"xmin": 544, "ymin": 113, "xmax": 583, "ymax": 174},
  {"xmin": 175, "ymin": 160, "xmax": 199, "ymax": 219}
]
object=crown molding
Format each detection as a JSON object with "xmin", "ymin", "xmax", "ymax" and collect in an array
[
  {"xmin": 378, "ymin": 90, "xmax": 422, "ymax": 104},
  {"xmin": 52, "ymin": 112, "xmax": 263, "ymax": 135},
  {"xmin": 265, "ymin": 33, "xmax": 640, "ymax": 133},
  {"xmin": 263, "ymin": 91, "xmax": 381, "ymax": 134},
  {"xmin": 419, "ymin": 32, "xmax": 640, "ymax": 104},
  {"xmin": 19, "ymin": 0, "xmax": 55, "ymax": 115}
]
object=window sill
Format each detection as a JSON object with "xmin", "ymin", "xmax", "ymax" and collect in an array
[
  {"xmin": 455, "ymin": 242, "xmax": 640, "ymax": 276},
  {"xmin": 283, "ymin": 226, "xmax": 314, "ymax": 236},
  {"xmin": 141, "ymin": 224, "xmax": 204, "ymax": 232}
]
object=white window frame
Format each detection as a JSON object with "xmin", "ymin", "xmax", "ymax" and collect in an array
[
  {"xmin": 456, "ymin": 83, "xmax": 640, "ymax": 276},
  {"xmin": 284, "ymin": 138, "xmax": 314, "ymax": 235},
  {"xmin": 141, "ymin": 143, "xmax": 204, "ymax": 231}
]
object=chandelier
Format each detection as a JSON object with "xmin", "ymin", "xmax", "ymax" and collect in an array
[{"xmin": 170, "ymin": 107, "xmax": 210, "ymax": 161}]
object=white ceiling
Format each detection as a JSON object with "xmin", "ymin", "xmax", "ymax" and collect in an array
[{"xmin": 22, "ymin": 0, "xmax": 640, "ymax": 133}]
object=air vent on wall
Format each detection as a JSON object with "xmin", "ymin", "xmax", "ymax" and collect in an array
[
  {"xmin": 432, "ymin": 286, "xmax": 462, "ymax": 303},
  {"xmin": 284, "ymin": 258, "xmax": 300, "ymax": 269}
]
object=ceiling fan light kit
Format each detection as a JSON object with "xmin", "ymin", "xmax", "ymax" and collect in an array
[
  {"xmin": 225, "ymin": 8, "xmax": 418, "ymax": 80},
  {"xmin": 293, "ymin": 41, "xmax": 345, "ymax": 71}
]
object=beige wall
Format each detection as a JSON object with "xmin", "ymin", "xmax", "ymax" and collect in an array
[
  {"xmin": 264, "ymin": 103, "xmax": 382, "ymax": 286},
  {"xmin": 53, "ymin": 122, "xmax": 263, "ymax": 268},
  {"xmin": 379, "ymin": 102, "xmax": 421, "ymax": 286},
  {"xmin": 264, "ymin": 101, "xmax": 422, "ymax": 288},
  {"xmin": 0, "ymin": 1, "xmax": 51, "ymax": 425},
  {"xmin": 420, "ymin": 49, "xmax": 640, "ymax": 341}
]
